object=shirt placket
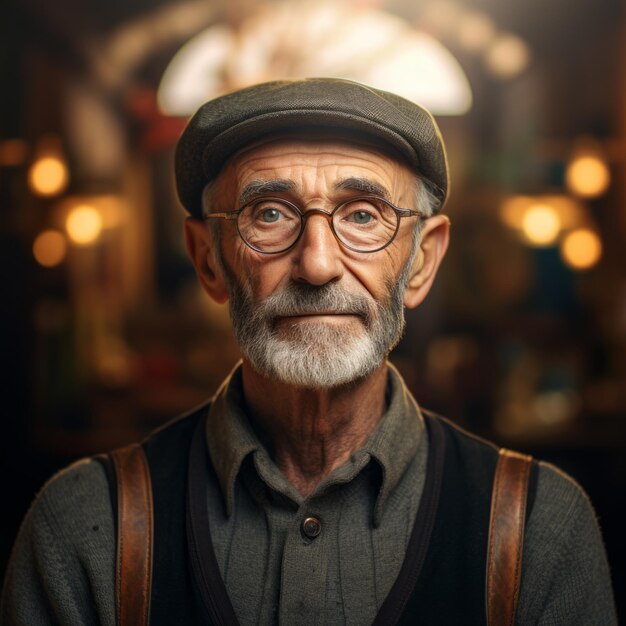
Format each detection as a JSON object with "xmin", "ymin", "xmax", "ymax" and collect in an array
[{"xmin": 278, "ymin": 497, "xmax": 334, "ymax": 626}]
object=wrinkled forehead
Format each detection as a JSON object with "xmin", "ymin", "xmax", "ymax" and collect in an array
[{"xmin": 213, "ymin": 129, "xmax": 416, "ymax": 201}]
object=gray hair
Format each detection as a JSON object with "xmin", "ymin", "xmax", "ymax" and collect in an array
[{"xmin": 414, "ymin": 176, "xmax": 441, "ymax": 218}]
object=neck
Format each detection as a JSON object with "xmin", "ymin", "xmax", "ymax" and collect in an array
[{"xmin": 241, "ymin": 360, "xmax": 389, "ymax": 497}]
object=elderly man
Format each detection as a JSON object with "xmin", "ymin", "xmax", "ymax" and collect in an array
[{"xmin": 2, "ymin": 79, "xmax": 616, "ymax": 625}]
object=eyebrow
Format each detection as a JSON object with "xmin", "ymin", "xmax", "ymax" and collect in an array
[
  {"xmin": 239, "ymin": 179, "xmax": 295, "ymax": 205},
  {"xmin": 335, "ymin": 177, "xmax": 390, "ymax": 199},
  {"xmin": 238, "ymin": 176, "xmax": 391, "ymax": 206}
]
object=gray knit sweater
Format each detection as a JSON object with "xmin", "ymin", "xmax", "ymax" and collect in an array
[{"xmin": 1, "ymin": 366, "xmax": 618, "ymax": 625}]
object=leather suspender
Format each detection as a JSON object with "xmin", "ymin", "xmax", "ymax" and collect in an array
[
  {"xmin": 486, "ymin": 448, "xmax": 533, "ymax": 626},
  {"xmin": 111, "ymin": 444, "xmax": 154, "ymax": 626},
  {"xmin": 107, "ymin": 442, "xmax": 531, "ymax": 626}
]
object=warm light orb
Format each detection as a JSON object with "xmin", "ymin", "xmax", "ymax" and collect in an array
[
  {"xmin": 561, "ymin": 229, "xmax": 602, "ymax": 270},
  {"xmin": 501, "ymin": 195, "xmax": 588, "ymax": 233},
  {"xmin": 457, "ymin": 12, "xmax": 495, "ymax": 52},
  {"xmin": 422, "ymin": 0, "xmax": 463, "ymax": 34},
  {"xmin": 33, "ymin": 230, "xmax": 67, "ymax": 267},
  {"xmin": 499, "ymin": 195, "xmax": 532, "ymax": 230},
  {"xmin": 522, "ymin": 204, "xmax": 561, "ymax": 246},
  {"xmin": 485, "ymin": 34, "xmax": 530, "ymax": 78},
  {"xmin": 565, "ymin": 155, "xmax": 610, "ymax": 198},
  {"xmin": 66, "ymin": 205, "xmax": 103, "ymax": 245},
  {"xmin": 28, "ymin": 156, "xmax": 69, "ymax": 197}
]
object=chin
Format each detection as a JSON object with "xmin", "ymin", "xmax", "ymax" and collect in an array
[{"xmin": 245, "ymin": 333, "xmax": 384, "ymax": 389}]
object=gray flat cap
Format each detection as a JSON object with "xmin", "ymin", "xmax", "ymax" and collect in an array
[{"xmin": 175, "ymin": 78, "xmax": 449, "ymax": 218}]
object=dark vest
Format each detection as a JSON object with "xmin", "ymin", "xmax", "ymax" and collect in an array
[{"xmin": 100, "ymin": 405, "xmax": 537, "ymax": 625}]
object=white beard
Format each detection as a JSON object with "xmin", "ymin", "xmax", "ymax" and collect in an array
[
  {"xmin": 223, "ymin": 267, "xmax": 410, "ymax": 389},
  {"xmin": 242, "ymin": 315, "xmax": 391, "ymax": 388}
]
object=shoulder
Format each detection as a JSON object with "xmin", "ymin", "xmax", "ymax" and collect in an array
[
  {"xmin": 1, "ymin": 458, "xmax": 117, "ymax": 625},
  {"xmin": 526, "ymin": 460, "xmax": 605, "ymax": 561},
  {"xmin": 24, "ymin": 456, "xmax": 114, "ymax": 551},
  {"xmin": 532, "ymin": 461, "xmax": 594, "ymax": 529},
  {"xmin": 527, "ymin": 460, "xmax": 608, "ymax": 557},
  {"xmin": 35, "ymin": 402, "xmax": 210, "ymax": 522},
  {"xmin": 519, "ymin": 461, "xmax": 617, "ymax": 624}
]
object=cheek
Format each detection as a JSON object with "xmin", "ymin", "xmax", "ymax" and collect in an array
[
  {"xmin": 341, "ymin": 248, "xmax": 399, "ymax": 301},
  {"xmin": 254, "ymin": 263, "xmax": 292, "ymax": 299},
  {"xmin": 228, "ymin": 243, "xmax": 292, "ymax": 299}
]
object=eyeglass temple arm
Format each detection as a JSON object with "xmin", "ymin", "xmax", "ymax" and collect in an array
[
  {"xmin": 396, "ymin": 208, "xmax": 425, "ymax": 218},
  {"xmin": 203, "ymin": 212, "xmax": 239, "ymax": 221}
]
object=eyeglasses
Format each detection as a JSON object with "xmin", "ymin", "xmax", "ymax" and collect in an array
[{"xmin": 204, "ymin": 196, "xmax": 425, "ymax": 254}]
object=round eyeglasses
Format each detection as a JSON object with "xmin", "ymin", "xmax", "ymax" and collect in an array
[{"xmin": 204, "ymin": 196, "xmax": 425, "ymax": 254}]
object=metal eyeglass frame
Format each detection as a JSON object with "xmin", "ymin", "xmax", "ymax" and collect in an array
[{"xmin": 203, "ymin": 195, "xmax": 426, "ymax": 254}]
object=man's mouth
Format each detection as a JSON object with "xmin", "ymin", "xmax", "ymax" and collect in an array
[
  {"xmin": 277, "ymin": 312, "xmax": 360, "ymax": 321},
  {"xmin": 273, "ymin": 312, "xmax": 364, "ymax": 328},
  {"xmin": 282, "ymin": 312, "xmax": 357, "ymax": 317}
]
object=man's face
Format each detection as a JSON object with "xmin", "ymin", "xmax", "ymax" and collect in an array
[{"xmin": 210, "ymin": 136, "xmax": 420, "ymax": 388}]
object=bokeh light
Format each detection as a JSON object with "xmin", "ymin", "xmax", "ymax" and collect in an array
[
  {"xmin": 500, "ymin": 195, "xmax": 533, "ymax": 230},
  {"xmin": 500, "ymin": 195, "xmax": 587, "ymax": 232},
  {"xmin": 560, "ymin": 229, "xmax": 602, "ymax": 270},
  {"xmin": 66, "ymin": 205, "xmax": 103, "ymax": 245},
  {"xmin": 54, "ymin": 195, "xmax": 127, "ymax": 231},
  {"xmin": 421, "ymin": 0, "xmax": 463, "ymax": 34},
  {"xmin": 566, "ymin": 155, "xmax": 610, "ymax": 198},
  {"xmin": 0, "ymin": 139, "xmax": 29, "ymax": 166},
  {"xmin": 28, "ymin": 156, "xmax": 69, "ymax": 197},
  {"xmin": 522, "ymin": 204, "xmax": 561, "ymax": 246},
  {"xmin": 33, "ymin": 230, "xmax": 67, "ymax": 267},
  {"xmin": 485, "ymin": 34, "xmax": 530, "ymax": 78},
  {"xmin": 457, "ymin": 12, "xmax": 495, "ymax": 52}
]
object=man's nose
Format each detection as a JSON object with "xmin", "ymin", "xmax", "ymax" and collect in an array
[{"xmin": 290, "ymin": 212, "xmax": 344, "ymax": 286}]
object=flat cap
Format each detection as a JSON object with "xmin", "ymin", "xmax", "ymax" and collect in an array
[{"xmin": 175, "ymin": 78, "xmax": 449, "ymax": 218}]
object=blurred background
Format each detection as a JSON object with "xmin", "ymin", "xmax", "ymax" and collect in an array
[{"xmin": 1, "ymin": 0, "xmax": 624, "ymax": 613}]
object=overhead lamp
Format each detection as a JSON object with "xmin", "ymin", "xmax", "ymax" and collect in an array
[
  {"xmin": 158, "ymin": 2, "xmax": 472, "ymax": 117},
  {"xmin": 158, "ymin": 25, "xmax": 235, "ymax": 118}
]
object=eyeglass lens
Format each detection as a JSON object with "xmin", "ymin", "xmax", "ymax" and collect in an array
[{"xmin": 238, "ymin": 198, "xmax": 399, "ymax": 253}]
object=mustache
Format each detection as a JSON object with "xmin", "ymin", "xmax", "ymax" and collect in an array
[{"xmin": 251, "ymin": 282, "xmax": 377, "ymax": 326}]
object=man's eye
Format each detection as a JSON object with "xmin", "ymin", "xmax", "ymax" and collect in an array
[
  {"xmin": 347, "ymin": 210, "xmax": 375, "ymax": 224},
  {"xmin": 258, "ymin": 208, "xmax": 283, "ymax": 223}
]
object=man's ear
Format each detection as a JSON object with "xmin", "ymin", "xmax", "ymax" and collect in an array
[
  {"xmin": 403, "ymin": 214, "xmax": 450, "ymax": 309},
  {"xmin": 184, "ymin": 218, "xmax": 229, "ymax": 304}
]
